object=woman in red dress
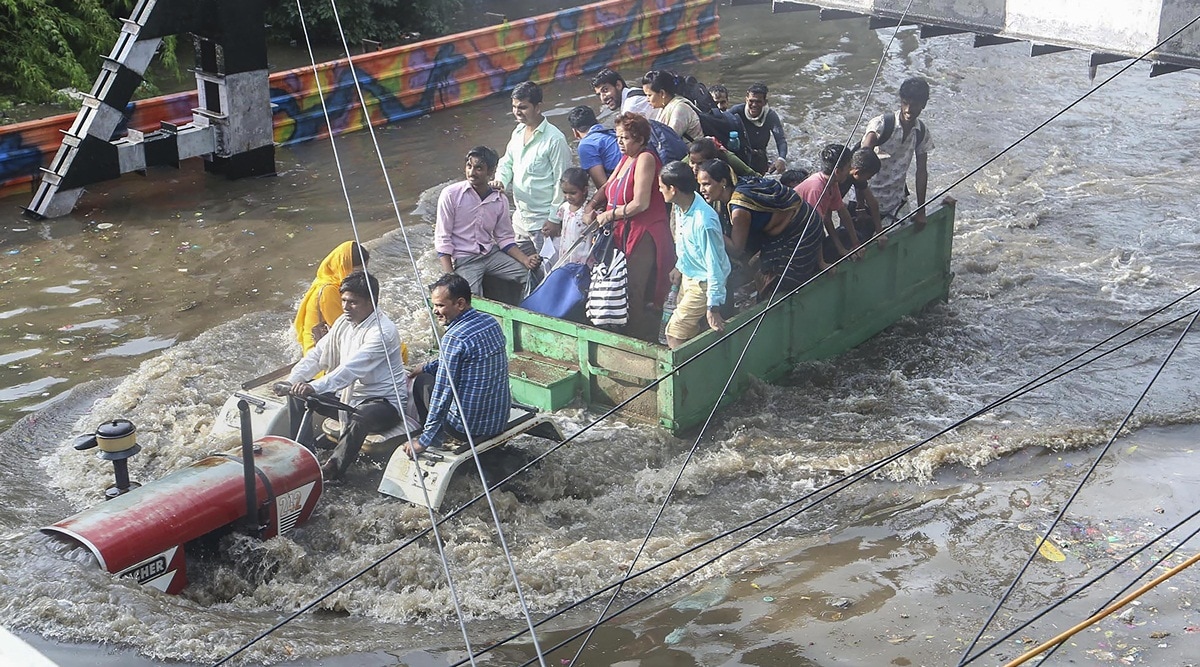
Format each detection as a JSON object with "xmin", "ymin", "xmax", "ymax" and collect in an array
[{"xmin": 587, "ymin": 112, "xmax": 676, "ymax": 341}]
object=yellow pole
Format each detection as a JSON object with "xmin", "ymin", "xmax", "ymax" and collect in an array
[{"xmin": 1002, "ymin": 548, "xmax": 1200, "ymax": 667}]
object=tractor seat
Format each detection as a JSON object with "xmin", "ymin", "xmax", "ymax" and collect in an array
[{"xmin": 321, "ymin": 418, "xmax": 420, "ymax": 454}]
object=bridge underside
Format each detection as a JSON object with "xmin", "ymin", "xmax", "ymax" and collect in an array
[{"xmin": 757, "ymin": 0, "xmax": 1200, "ymax": 76}]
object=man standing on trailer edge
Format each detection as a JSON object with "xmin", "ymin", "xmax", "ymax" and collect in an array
[
  {"xmin": 402, "ymin": 274, "xmax": 511, "ymax": 458},
  {"xmin": 861, "ymin": 77, "xmax": 934, "ymax": 227},
  {"xmin": 730, "ymin": 83, "xmax": 789, "ymax": 175}
]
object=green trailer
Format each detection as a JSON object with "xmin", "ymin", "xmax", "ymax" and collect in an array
[{"xmin": 474, "ymin": 202, "xmax": 956, "ymax": 434}]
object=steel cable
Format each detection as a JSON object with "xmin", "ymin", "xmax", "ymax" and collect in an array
[
  {"xmin": 966, "ymin": 505, "xmax": 1200, "ymax": 663},
  {"xmin": 320, "ymin": 0, "xmax": 552, "ymax": 663},
  {"xmin": 457, "ymin": 306, "xmax": 1200, "ymax": 665},
  {"xmin": 210, "ymin": 3, "xmax": 476, "ymax": 665},
  {"xmin": 958, "ymin": 306, "xmax": 1200, "ymax": 664},
  {"xmin": 566, "ymin": 1, "xmax": 919, "ymax": 663},
  {"xmin": 212, "ymin": 7, "xmax": 1200, "ymax": 663},
  {"xmin": 213, "ymin": 280, "xmax": 1200, "ymax": 665}
]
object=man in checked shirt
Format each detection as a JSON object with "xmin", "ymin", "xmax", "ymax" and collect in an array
[{"xmin": 402, "ymin": 273, "xmax": 511, "ymax": 457}]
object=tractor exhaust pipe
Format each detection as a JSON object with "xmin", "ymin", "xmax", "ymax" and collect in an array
[{"xmin": 237, "ymin": 400, "xmax": 260, "ymax": 537}]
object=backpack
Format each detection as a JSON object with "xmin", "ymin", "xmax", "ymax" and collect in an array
[
  {"xmin": 646, "ymin": 119, "xmax": 689, "ymax": 164},
  {"xmin": 695, "ymin": 108, "xmax": 752, "ymax": 164},
  {"xmin": 675, "ymin": 75, "xmax": 716, "ymax": 114},
  {"xmin": 877, "ymin": 112, "xmax": 926, "ymax": 149}
]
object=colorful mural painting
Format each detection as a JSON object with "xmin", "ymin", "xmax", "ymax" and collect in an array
[{"xmin": 0, "ymin": 0, "xmax": 718, "ymax": 202}]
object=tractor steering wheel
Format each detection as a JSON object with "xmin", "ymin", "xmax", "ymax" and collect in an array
[
  {"xmin": 304, "ymin": 392, "xmax": 357, "ymax": 415},
  {"xmin": 272, "ymin": 382, "xmax": 358, "ymax": 415}
]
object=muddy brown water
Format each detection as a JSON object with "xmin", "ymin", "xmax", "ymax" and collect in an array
[{"xmin": 4, "ymin": 2, "xmax": 1200, "ymax": 666}]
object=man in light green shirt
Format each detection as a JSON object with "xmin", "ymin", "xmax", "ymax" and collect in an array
[{"xmin": 490, "ymin": 81, "xmax": 571, "ymax": 257}]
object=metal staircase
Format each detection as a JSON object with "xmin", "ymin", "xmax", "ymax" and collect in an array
[{"xmin": 26, "ymin": 0, "xmax": 273, "ymax": 219}]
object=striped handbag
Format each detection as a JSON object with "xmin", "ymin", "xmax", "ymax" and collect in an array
[{"xmin": 585, "ymin": 225, "xmax": 628, "ymax": 328}]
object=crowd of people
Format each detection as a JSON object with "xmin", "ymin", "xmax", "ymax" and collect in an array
[
  {"xmin": 277, "ymin": 70, "xmax": 935, "ymax": 479},
  {"xmin": 439, "ymin": 70, "xmax": 932, "ymax": 348}
]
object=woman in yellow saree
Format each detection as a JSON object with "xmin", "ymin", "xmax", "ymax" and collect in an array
[{"xmin": 293, "ymin": 241, "xmax": 368, "ymax": 352}]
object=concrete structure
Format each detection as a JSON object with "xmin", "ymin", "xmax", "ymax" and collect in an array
[
  {"xmin": 767, "ymin": 0, "xmax": 1200, "ymax": 74},
  {"xmin": 26, "ymin": 0, "xmax": 275, "ymax": 219}
]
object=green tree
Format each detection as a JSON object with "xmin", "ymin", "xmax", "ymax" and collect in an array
[
  {"xmin": 0, "ymin": 0, "xmax": 454, "ymax": 106},
  {"xmin": 0, "ymin": 0, "xmax": 118, "ymax": 102}
]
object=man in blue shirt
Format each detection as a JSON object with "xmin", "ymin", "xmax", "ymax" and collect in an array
[
  {"xmin": 658, "ymin": 161, "xmax": 731, "ymax": 349},
  {"xmin": 402, "ymin": 273, "xmax": 511, "ymax": 456},
  {"xmin": 567, "ymin": 105, "xmax": 621, "ymax": 190}
]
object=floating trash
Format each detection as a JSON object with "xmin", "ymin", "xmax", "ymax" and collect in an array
[
  {"xmin": 1037, "ymin": 537, "xmax": 1066, "ymax": 562},
  {"xmin": 96, "ymin": 223, "xmax": 113, "ymax": 230}
]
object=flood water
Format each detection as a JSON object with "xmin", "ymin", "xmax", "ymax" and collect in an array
[{"xmin": 3, "ymin": 2, "xmax": 1200, "ymax": 666}]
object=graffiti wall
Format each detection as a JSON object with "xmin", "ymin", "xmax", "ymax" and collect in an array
[{"xmin": 0, "ymin": 0, "xmax": 718, "ymax": 202}]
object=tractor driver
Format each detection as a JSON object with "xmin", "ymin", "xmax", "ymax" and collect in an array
[{"xmin": 278, "ymin": 271, "xmax": 412, "ymax": 480}]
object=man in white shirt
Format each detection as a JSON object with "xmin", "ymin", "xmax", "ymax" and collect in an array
[
  {"xmin": 591, "ymin": 68, "xmax": 655, "ymax": 119},
  {"xmin": 861, "ymin": 77, "xmax": 934, "ymax": 227},
  {"xmin": 278, "ymin": 271, "xmax": 410, "ymax": 479}
]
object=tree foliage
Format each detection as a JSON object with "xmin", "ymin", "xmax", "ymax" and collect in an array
[
  {"xmin": 0, "ymin": 0, "xmax": 455, "ymax": 106},
  {"xmin": 264, "ymin": 0, "xmax": 462, "ymax": 47},
  {"xmin": 0, "ymin": 0, "xmax": 182, "ymax": 105},
  {"xmin": 0, "ymin": 0, "xmax": 118, "ymax": 102}
]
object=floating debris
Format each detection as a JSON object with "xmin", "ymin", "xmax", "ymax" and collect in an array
[{"xmin": 1037, "ymin": 537, "xmax": 1066, "ymax": 562}]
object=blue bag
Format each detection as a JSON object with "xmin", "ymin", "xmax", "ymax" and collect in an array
[
  {"xmin": 646, "ymin": 119, "xmax": 689, "ymax": 164},
  {"xmin": 520, "ymin": 262, "xmax": 590, "ymax": 322}
]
